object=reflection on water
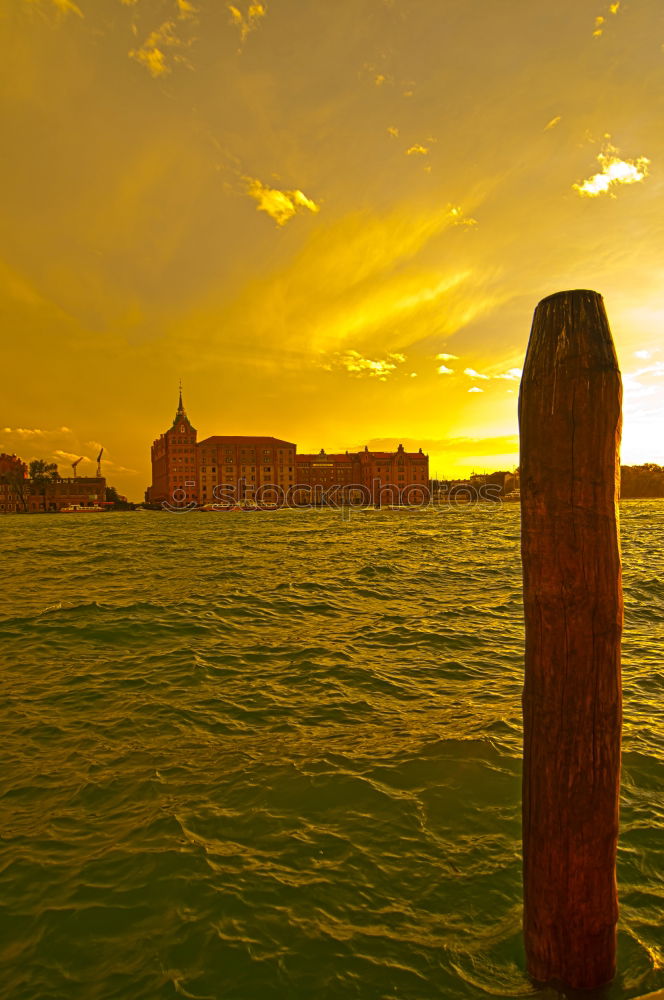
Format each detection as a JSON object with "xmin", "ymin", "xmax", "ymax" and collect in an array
[{"xmin": 0, "ymin": 501, "xmax": 662, "ymax": 999}]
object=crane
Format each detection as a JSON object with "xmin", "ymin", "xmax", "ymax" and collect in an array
[
  {"xmin": 71, "ymin": 457, "xmax": 84, "ymax": 478},
  {"xmin": 96, "ymin": 447, "xmax": 104, "ymax": 477}
]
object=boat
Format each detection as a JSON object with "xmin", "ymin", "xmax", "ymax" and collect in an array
[
  {"xmin": 60, "ymin": 504, "xmax": 105, "ymax": 513},
  {"xmin": 199, "ymin": 500, "xmax": 265, "ymax": 512}
]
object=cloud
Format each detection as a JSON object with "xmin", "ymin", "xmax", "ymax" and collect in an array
[
  {"xmin": 544, "ymin": 116, "xmax": 561, "ymax": 131},
  {"xmin": 245, "ymin": 178, "xmax": 320, "ymax": 226},
  {"xmin": 129, "ymin": 19, "xmax": 194, "ymax": 77},
  {"xmin": 436, "ymin": 352, "xmax": 459, "ymax": 361},
  {"xmin": 468, "ymin": 387, "xmax": 484, "ymax": 393},
  {"xmin": 573, "ymin": 142, "xmax": 650, "ymax": 197},
  {"xmin": 448, "ymin": 205, "xmax": 478, "ymax": 228},
  {"xmin": 127, "ymin": 3, "xmax": 198, "ymax": 76},
  {"xmin": 437, "ymin": 365, "xmax": 454, "ymax": 375},
  {"xmin": 23, "ymin": 0, "xmax": 83, "ymax": 15},
  {"xmin": 185, "ymin": 196, "xmax": 497, "ymax": 370},
  {"xmin": 406, "ymin": 144, "xmax": 429, "ymax": 156},
  {"xmin": 227, "ymin": 2, "xmax": 267, "ymax": 44},
  {"xmin": 387, "ymin": 126, "xmax": 400, "ymax": 138},
  {"xmin": 2, "ymin": 426, "xmax": 75, "ymax": 444},
  {"xmin": 54, "ymin": 450, "xmax": 89, "ymax": 465},
  {"xmin": 334, "ymin": 350, "xmax": 407, "ymax": 380},
  {"xmin": 634, "ymin": 350, "xmax": 651, "ymax": 359},
  {"xmin": 0, "ymin": 428, "xmax": 139, "ymax": 478},
  {"xmin": 177, "ymin": 0, "xmax": 197, "ymax": 17},
  {"xmin": 54, "ymin": 0, "xmax": 82, "ymax": 14},
  {"xmin": 462, "ymin": 365, "xmax": 521, "ymax": 382},
  {"xmin": 593, "ymin": 1, "xmax": 621, "ymax": 37}
]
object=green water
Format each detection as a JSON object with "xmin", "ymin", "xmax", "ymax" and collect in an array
[{"xmin": 1, "ymin": 502, "xmax": 662, "ymax": 999}]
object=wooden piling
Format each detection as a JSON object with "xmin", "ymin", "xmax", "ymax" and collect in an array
[{"xmin": 519, "ymin": 290, "xmax": 623, "ymax": 989}]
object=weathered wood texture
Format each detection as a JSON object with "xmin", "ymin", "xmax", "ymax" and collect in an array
[{"xmin": 519, "ymin": 290, "xmax": 623, "ymax": 989}]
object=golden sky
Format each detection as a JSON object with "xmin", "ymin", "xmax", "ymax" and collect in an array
[{"xmin": 1, "ymin": 0, "xmax": 663, "ymax": 498}]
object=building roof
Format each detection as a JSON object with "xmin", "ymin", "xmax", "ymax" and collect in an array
[{"xmin": 198, "ymin": 436, "xmax": 296, "ymax": 448}]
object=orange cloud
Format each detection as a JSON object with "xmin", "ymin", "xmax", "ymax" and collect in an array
[
  {"xmin": 245, "ymin": 178, "xmax": 321, "ymax": 226},
  {"xmin": 227, "ymin": 2, "xmax": 267, "ymax": 44},
  {"xmin": 573, "ymin": 141, "xmax": 650, "ymax": 197}
]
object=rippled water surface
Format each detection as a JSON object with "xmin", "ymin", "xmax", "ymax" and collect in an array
[{"xmin": 1, "ymin": 503, "xmax": 663, "ymax": 1000}]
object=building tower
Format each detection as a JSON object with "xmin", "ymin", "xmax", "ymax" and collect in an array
[{"xmin": 146, "ymin": 385, "xmax": 198, "ymax": 505}]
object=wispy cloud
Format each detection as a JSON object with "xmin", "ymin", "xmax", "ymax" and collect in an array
[
  {"xmin": 468, "ymin": 387, "xmax": 484, "ymax": 393},
  {"xmin": 177, "ymin": 0, "xmax": 197, "ymax": 16},
  {"xmin": 448, "ymin": 205, "xmax": 477, "ymax": 228},
  {"xmin": 0, "ymin": 429, "xmax": 138, "ymax": 477},
  {"xmin": 593, "ymin": 1, "xmax": 621, "ymax": 38},
  {"xmin": 129, "ymin": 15, "xmax": 195, "ymax": 77},
  {"xmin": 437, "ymin": 364, "xmax": 454, "ymax": 375},
  {"xmin": 54, "ymin": 449, "xmax": 89, "ymax": 465},
  {"xmin": 334, "ymin": 350, "xmax": 407, "ymax": 381},
  {"xmin": 544, "ymin": 115, "xmax": 561, "ymax": 131},
  {"xmin": 462, "ymin": 365, "xmax": 522, "ymax": 383},
  {"xmin": 2, "ymin": 426, "xmax": 72, "ymax": 439},
  {"xmin": 573, "ymin": 141, "xmax": 650, "ymax": 197},
  {"xmin": 227, "ymin": 2, "xmax": 267, "ymax": 44},
  {"xmin": 406, "ymin": 144, "xmax": 429, "ymax": 156},
  {"xmin": 245, "ymin": 178, "xmax": 320, "ymax": 226},
  {"xmin": 436, "ymin": 352, "xmax": 459, "ymax": 361},
  {"xmin": 24, "ymin": 0, "xmax": 83, "ymax": 16},
  {"xmin": 387, "ymin": 126, "xmax": 400, "ymax": 139}
]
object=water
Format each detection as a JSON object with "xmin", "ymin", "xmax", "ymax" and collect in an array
[{"xmin": 1, "ymin": 502, "xmax": 662, "ymax": 1000}]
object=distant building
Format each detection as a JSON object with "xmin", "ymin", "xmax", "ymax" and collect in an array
[
  {"xmin": 25, "ymin": 477, "xmax": 107, "ymax": 513},
  {"xmin": 146, "ymin": 390, "xmax": 430, "ymax": 507},
  {"xmin": 198, "ymin": 436, "xmax": 296, "ymax": 504},
  {"xmin": 354, "ymin": 444, "xmax": 429, "ymax": 504},
  {"xmin": 0, "ymin": 453, "xmax": 28, "ymax": 513},
  {"xmin": 296, "ymin": 445, "xmax": 429, "ymax": 504},
  {"xmin": 294, "ymin": 450, "xmax": 359, "ymax": 504},
  {"xmin": 146, "ymin": 389, "xmax": 198, "ymax": 506}
]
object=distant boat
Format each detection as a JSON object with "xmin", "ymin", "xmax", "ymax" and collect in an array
[
  {"xmin": 503, "ymin": 490, "xmax": 521, "ymax": 502},
  {"xmin": 198, "ymin": 501, "xmax": 263, "ymax": 512},
  {"xmin": 60, "ymin": 504, "xmax": 105, "ymax": 514}
]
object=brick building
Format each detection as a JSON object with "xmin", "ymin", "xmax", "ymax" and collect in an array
[
  {"xmin": 198, "ymin": 436, "xmax": 296, "ymax": 504},
  {"xmin": 146, "ymin": 389, "xmax": 198, "ymax": 506},
  {"xmin": 294, "ymin": 450, "xmax": 359, "ymax": 504},
  {"xmin": 0, "ymin": 453, "xmax": 28, "ymax": 513},
  {"xmin": 0, "ymin": 449, "xmax": 106, "ymax": 513},
  {"xmin": 146, "ymin": 391, "xmax": 429, "ymax": 507},
  {"xmin": 355, "ymin": 444, "xmax": 430, "ymax": 504},
  {"xmin": 25, "ymin": 477, "xmax": 107, "ymax": 513},
  {"xmin": 296, "ymin": 444, "xmax": 429, "ymax": 504}
]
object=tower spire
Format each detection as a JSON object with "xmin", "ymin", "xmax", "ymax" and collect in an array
[{"xmin": 174, "ymin": 380, "xmax": 186, "ymax": 423}]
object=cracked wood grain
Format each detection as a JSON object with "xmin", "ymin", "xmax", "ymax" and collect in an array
[{"xmin": 519, "ymin": 289, "xmax": 623, "ymax": 990}]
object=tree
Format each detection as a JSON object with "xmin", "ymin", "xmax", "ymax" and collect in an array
[
  {"xmin": 29, "ymin": 460, "xmax": 59, "ymax": 511},
  {"xmin": 0, "ymin": 462, "xmax": 28, "ymax": 512}
]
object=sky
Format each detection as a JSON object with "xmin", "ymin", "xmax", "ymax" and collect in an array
[{"xmin": 1, "ymin": 0, "xmax": 663, "ymax": 499}]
